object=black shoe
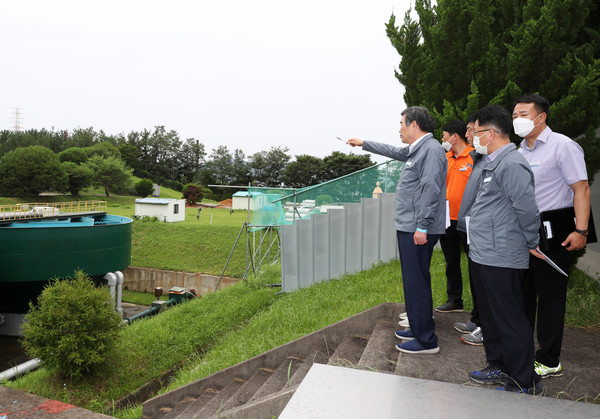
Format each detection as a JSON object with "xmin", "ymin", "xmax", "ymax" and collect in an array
[
  {"xmin": 469, "ymin": 365, "xmax": 509, "ymax": 385},
  {"xmin": 497, "ymin": 380, "xmax": 545, "ymax": 396},
  {"xmin": 434, "ymin": 301, "xmax": 464, "ymax": 313}
]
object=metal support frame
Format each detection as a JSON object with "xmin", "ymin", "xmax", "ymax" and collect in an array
[{"xmin": 216, "ymin": 222, "xmax": 282, "ymax": 291}]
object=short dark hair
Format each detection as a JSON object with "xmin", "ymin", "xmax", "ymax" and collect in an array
[
  {"xmin": 401, "ymin": 106, "xmax": 435, "ymax": 133},
  {"xmin": 466, "ymin": 113, "xmax": 477, "ymax": 124},
  {"xmin": 473, "ymin": 105, "xmax": 512, "ymax": 136},
  {"xmin": 514, "ymin": 94, "xmax": 550, "ymax": 117},
  {"xmin": 442, "ymin": 120, "xmax": 467, "ymax": 141}
]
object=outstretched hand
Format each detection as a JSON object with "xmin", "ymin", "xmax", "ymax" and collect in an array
[{"xmin": 346, "ymin": 138, "xmax": 363, "ymax": 147}]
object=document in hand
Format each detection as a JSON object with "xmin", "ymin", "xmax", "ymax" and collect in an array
[
  {"xmin": 540, "ymin": 206, "xmax": 597, "ymax": 251},
  {"xmin": 536, "ymin": 248, "xmax": 568, "ymax": 277}
]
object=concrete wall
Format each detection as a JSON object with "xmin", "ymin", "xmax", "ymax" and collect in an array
[
  {"xmin": 123, "ymin": 266, "xmax": 240, "ymax": 296},
  {"xmin": 280, "ymin": 193, "xmax": 398, "ymax": 292}
]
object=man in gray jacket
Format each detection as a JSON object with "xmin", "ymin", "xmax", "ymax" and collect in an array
[
  {"xmin": 466, "ymin": 105, "xmax": 543, "ymax": 394},
  {"xmin": 347, "ymin": 106, "xmax": 447, "ymax": 354}
]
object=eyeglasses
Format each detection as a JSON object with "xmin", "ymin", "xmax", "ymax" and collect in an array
[{"xmin": 472, "ymin": 128, "xmax": 499, "ymax": 135}]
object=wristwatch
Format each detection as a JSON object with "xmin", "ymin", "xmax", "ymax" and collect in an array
[{"xmin": 574, "ymin": 228, "xmax": 589, "ymax": 236}]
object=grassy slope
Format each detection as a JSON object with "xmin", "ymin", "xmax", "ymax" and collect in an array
[{"xmin": 6, "ymin": 251, "xmax": 599, "ymax": 417}]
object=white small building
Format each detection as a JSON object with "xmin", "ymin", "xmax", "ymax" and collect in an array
[
  {"xmin": 135, "ymin": 198, "xmax": 186, "ymax": 222},
  {"xmin": 232, "ymin": 191, "xmax": 263, "ymax": 210}
]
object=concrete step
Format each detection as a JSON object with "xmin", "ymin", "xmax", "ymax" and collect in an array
[
  {"xmin": 288, "ymin": 349, "xmax": 329, "ymax": 387},
  {"xmin": 248, "ymin": 356, "xmax": 303, "ymax": 403},
  {"xmin": 215, "ymin": 349, "xmax": 329, "ymax": 419},
  {"xmin": 327, "ymin": 334, "xmax": 369, "ymax": 368},
  {"xmin": 159, "ymin": 387, "xmax": 219, "ymax": 419},
  {"xmin": 218, "ymin": 368, "xmax": 273, "ymax": 412},
  {"xmin": 356, "ymin": 320, "xmax": 399, "ymax": 373},
  {"xmin": 141, "ymin": 303, "xmax": 403, "ymax": 419},
  {"xmin": 180, "ymin": 378, "xmax": 245, "ymax": 419}
]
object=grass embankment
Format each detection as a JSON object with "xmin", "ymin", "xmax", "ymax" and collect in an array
[
  {"xmin": 130, "ymin": 209, "xmax": 249, "ymax": 277},
  {"xmin": 6, "ymin": 252, "xmax": 600, "ymax": 417}
]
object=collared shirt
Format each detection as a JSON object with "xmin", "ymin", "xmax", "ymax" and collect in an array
[
  {"xmin": 518, "ymin": 126, "xmax": 587, "ymax": 212},
  {"xmin": 486, "ymin": 142, "xmax": 512, "ymax": 163},
  {"xmin": 409, "ymin": 133, "xmax": 428, "ymax": 153},
  {"xmin": 362, "ymin": 134, "xmax": 447, "ymax": 234},
  {"xmin": 446, "ymin": 145, "xmax": 474, "ymax": 220}
]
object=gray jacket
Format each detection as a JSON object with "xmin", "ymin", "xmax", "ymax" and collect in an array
[
  {"xmin": 468, "ymin": 144, "xmax": 539, "ymax": 269},
  {"xmin": 457, "ymin": 151, "xmax": 485, "ymax": 233},
  {"xmin": 363, "ymin": 134, "xmax": 447, "ymax": 234}
]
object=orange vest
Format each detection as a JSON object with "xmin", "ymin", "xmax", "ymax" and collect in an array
[{"xmin": 446, "ymin": 146, "xmax": 474, "ymax": 220}]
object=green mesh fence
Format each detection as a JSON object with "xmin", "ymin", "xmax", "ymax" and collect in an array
[{"xmin": 248, "ymin": 159, "xmax": 404, "ymax": 230}]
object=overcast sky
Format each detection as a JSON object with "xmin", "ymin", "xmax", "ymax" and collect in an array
[{"xmin": 1, "ymin": 1, "xmax": 412, "ymax": 162}]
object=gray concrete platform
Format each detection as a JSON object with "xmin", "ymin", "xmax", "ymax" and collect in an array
[{"xmin": 280, "ymin": 364, "xmax": 600, "ymax": 419}]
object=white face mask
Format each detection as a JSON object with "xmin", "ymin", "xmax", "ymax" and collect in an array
[
  {"xmin": 513, "ymin": 114, "xmax": 542, "ymax": 137},
  {"xmin": 473, "ymin": 130, "xmax": 492, "ymax": 155},
  {"xmin": 441, "ymin": 140, "xmax": 453, "ymax": 152}
]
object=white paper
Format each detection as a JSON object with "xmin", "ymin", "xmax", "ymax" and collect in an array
[
  {"xmin": 543, "ymin": 221, "xmax": 553, "ymax": 239},
  {"xmin": 446, "ymin": 200, "xmax": 451, "ymax": 228},
  {"xmin": 465, "ymin": 216, "xmax": 470, "ymax": 245},
  {"xmin": 536, "ymin": 248, "xmax": 568, "ymax": 277}
]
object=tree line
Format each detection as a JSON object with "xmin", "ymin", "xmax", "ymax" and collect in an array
[{"xmin": 0, "ymin": 127, "xmax": 375, "ymax": 198}]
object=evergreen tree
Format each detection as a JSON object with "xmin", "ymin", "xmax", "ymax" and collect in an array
[
  {"xmin": 0, "ymin": 146, "xmax": 67, "ymax": 196},
  {"xmin": 386, "ymin": 0, "xmax": 600, "ymax": 179}
]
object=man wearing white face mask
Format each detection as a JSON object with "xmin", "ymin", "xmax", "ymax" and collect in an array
[
  {"xmin": 467, "ymin": 105, "xmax": 542, "ymax": 395},
  {"xmin": 436, "ymin": 121, "xmax": 474, "ymax": 314},
  {"xmin": 513, "ymin": 94, "xmax": 591, "ymax": 379}
]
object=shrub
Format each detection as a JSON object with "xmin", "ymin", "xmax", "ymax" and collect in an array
[
  {"xmin": 182, "ymin": 183, "xmax": 203, "ymax": 204},
  {"xmin": 201, "ymin": 187, "xmax": 213, "ymax": 201},
  {"xmin": 21, "ymin": 270, "xmax": 123, "ymax": 379},
  {"xmin": 135, "ymin": 178, "xmax": 154, "ymax": 197}
]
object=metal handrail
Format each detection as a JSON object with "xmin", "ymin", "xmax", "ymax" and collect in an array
[{"xmin": 0, "ymin": 201, "xmax": 107, "ymax": 221}]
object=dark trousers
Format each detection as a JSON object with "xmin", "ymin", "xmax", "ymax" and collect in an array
[
  {"xmin": 439, "ymin": 220, "xmax": 467, "ymax": 303},
  {"xmin": 523, "ymin": 248, "xmax": 570, "ymax": 368},
  {"xmin": 471, "ymin": 261, "xmax": 537, "ymax": 387},
  {"xmin": 440, "ymin": 221, "xmax": 480, "ymax": 326},
  {"xmin": 397, "ymin": 231, "xmax": 439, "ymax": 349}
]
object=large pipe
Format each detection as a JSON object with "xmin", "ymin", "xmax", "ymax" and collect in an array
[
  {"xmin": 103, "ymin": 272, "xmax": 117, "ymax": 306},
  {"xmin": 123, "ymin": 298, "xmax": 179, "ymax": 325},
  {"xmin": 0, "ymin": 358, "xmax": 42, "ymax": 381},
  {"xmin": 115, "ymin": 271, "xmax": 124, "ymax": 316}
]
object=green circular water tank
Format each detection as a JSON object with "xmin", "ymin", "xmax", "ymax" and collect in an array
[{"xmin": 0, "ymin": 214, "xmax": 132, "ymax": 314}]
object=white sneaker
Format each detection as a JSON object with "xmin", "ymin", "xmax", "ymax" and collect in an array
[
  {"xmin": 398, "ymin": 318, "xmax": 410, "ymax": 328},
  {"xmin": 399, "ymin": 312, "xmax": 407, "ymax": 320},
  {"xmin": 461, "ymin": 327, "xmax": 483, "ymax": 346}
]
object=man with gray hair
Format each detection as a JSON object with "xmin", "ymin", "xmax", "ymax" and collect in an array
[{"xmin": 347, "ymin": 106, "xmax": 447, "ymax": 354}]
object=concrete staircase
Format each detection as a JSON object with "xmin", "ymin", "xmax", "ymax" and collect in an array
[
  {"xmin": 141, "ymin": 302, "xmax": 403, "ymax": 419},
  {"xmin": 140, "ymin": 300, "xmax": 600, "ymax": 418}
]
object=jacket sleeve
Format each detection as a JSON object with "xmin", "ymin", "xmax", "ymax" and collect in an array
[
  {"xmin": 501, "ymin": 161, "xmax": 540, "ymax": 249},
  {"xmin": 362, "ymin": 140, "xmax": 410, "ymax": 162},
  {"xmin": 417, "ymin": 148, "xmax": 447, "ymax": 230}
]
